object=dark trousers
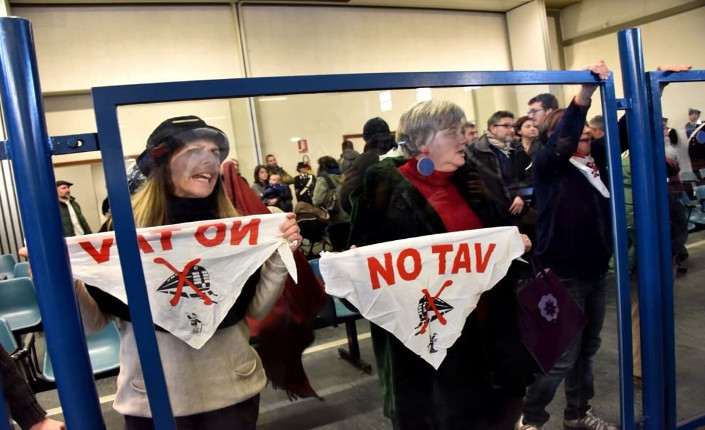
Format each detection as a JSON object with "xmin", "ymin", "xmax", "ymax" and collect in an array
[
  {"xmin": 669, "ymin": 194, "xmax": 689, "ymax": 261},
  {"xmin": 522, "ymin": 275, "xmax": 607, "ymax": 425},
  {"xmin": 328, "ymin": 222, "xmax": 351, "ymax": 251},
  {"xmin": 124, "ymin": 395, "xmax": 259, "ymax": 430}
]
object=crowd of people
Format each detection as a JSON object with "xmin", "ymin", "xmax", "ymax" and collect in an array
[{"xmin": 10, "ymin": 60, "xmax": 699, "ymax": 430}]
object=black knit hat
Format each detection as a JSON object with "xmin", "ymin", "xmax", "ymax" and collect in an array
[
  {"xmin": 137, "ymin": 115, "xmax": 229, "ymax": 177},
  {"xmin": 362, "ymin": 117, "xmax": 390, "ymax": 141}
]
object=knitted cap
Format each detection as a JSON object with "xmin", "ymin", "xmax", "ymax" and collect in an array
[{"xmin": 137, "ymin": 115, "xmax": 229, "ymax": 177}]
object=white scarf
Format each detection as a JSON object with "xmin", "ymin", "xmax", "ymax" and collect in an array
[
  {"xmin": 569, "ymin": 153, "xmax": 610, "ymax": 198},
  {"xmin": 65, "ymin": 213, "xmax": 297, "ymax": 349},
  {"xmin": 319, "ymin": 227, "xmax": 524, "ymax": 369}
]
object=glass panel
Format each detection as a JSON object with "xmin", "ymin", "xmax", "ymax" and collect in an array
[{"xmin": 97, "ymin": 82, "xmax": 622, "ymax": 428}]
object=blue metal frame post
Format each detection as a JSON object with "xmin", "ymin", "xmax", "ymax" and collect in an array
[
  {"xmin": 92, "ymin": 101, "xmax": 176, "ymax": 430},
  {"xmin": 600, "ymin": 76, "xmax": 636, "ymax": 430},
  {"xmin": 0, "ymin": 17, "xmax": 105, "ymax": 429},
  {"xmin": 92, "ymin": 68, "xmax": 630, "ymax": 428},
  {"xmin": 647, "ymin": 68, "xmax": 705, "ymax": 430},
  {"xmin": 618, "ymin": 28, "xmax": 672, "ymax": 429},
  {"xmin": 0, "ymin": 378, "xmax": 11, "ymax": 430}
]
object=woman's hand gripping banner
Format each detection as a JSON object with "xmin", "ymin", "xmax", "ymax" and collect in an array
[
  {"xmin": 65, "ymin": 212, "xmax": 297, "ymax": 349},
  {"xmin": 319, "ymin": 226, "xmax": 524, "ymax": 369}
]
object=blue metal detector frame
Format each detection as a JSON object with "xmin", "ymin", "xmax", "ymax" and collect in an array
[
  {"xmin": 0, "ymin": 16, "xmax": 640, "ymax": 429},
  {"xmin": 646, "ymin": 67, "xmax": 705, "ymax": 430}
]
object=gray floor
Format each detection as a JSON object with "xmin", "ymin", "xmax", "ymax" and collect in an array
[{"xmin": 25, "ymin": 229, "xmax": 705, "ymax": 429}]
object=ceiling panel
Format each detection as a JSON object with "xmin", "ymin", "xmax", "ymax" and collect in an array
[{"xmin": 9, "ymin": 0, "xmax": 581, "ymax": 12}]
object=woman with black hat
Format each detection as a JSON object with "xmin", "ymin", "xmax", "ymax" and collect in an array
[{"xmin": 72, "ymin": 115, "xmax": 302, "ymax": 429}]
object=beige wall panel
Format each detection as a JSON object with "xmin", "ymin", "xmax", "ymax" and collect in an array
[
  {"xmin": 255, "ymin": 87, "xmax": 476, "ymax": 179},
  {"xmin": 564, "ymin": 7, "xmax": 705, "ymax": 136},
  {"xmin": 13, "ymin": 5, "xmax": 243, "ymax": 93},
  {"xmin": 241, "ymin": 5, "xmax": 512, "ymax": 76},
  {"xmin": 506, "ymin": 0, "xmax": 552, "ymax": 115},
  {"xmin": 44, "ymin": 94, "xmax": 96, "ymax": 135},
  {"xmin": 560, "ymin": 0, "xmax": 696, "ymax": 40}
]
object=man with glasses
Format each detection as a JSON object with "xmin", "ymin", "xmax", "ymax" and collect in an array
[
  {"xmin": 527, "ymin": 93, "xmax": 559, "ymax": 126},
  {"xmin": 465, "ymin": 110, "xmax": 531, "ymax": 218}
]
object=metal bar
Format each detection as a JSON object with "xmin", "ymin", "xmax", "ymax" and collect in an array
[
  {"xmin": 648, "ymin": 69, "xmax": 705, "ymax": 83},
  {"xmin": 91, "ymin": 67, "xmax": 611, "ymax": 428},
  {"xmin": 677, "ymin": 412, "xmax": 705, "ymax": 430},
  {"xmin": 618, "ymin": 27, "xmax": 669, "ymax": 429},
  {"xmin": 646, "ymin": 72, "xmax": 678, "ymax": 430},
  {"xmin": 51, "ymin": 133, "xmax": 99, "ymax": 155},
  {"xmin": 92, "ymin": 99, "xmax": 176, "ymax": 430},
  {"xmin": 0, "ymin": 17, "xmax": 105, "ymax": 429},
  {"xmin": 0, "ymin": 377, "xmax": 11, "ymax": 430},
  {"xmin": 600, "ymin": 75, "xmax": 635, "ymax": 430},
  {"xmin": 91, "ymin": 70, "xmax": 603, "ymax": 107}
]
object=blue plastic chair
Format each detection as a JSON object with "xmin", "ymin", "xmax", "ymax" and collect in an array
[
  {"xmin": 0, "ymin": 277, "xmax": 41, "ymax": 334},
  {"xmin": 695, "ymin": 185, "xmax": 705, "ymax": 211},
  {"xmin": 309, "ymin": 258, "xmax": 371, "ymax": 373},
  {"xmin": 680, "ymin": 170, "xmax": 699, "ymax": 184},
  {"xmin": 42, "ymin": 320, "xmax": 121, "ymax": 382},
  {"xmin": 0, "ymin": 253, "xmax": 16, "ymax": 280},
  {"xmin": 681, "ymin": 192, "xmax": 698, "ymax": 231},
  {"xmin": 13, "ymin": 262, "xmax": 30, "ymax": 279},
  {"xmin": 0, "ymin": 317, "xmax": 18, "ymax": 353}
]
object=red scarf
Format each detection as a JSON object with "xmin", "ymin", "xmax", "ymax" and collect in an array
[
  {"xmin": 222, "ymin": 161, "xmax": 327, "ymax": 399},
  {"xmin": 398, "ymin": 159, "xmax": 484, "ymax": 232}
]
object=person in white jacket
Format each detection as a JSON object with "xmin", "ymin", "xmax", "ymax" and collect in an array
[{"xmin": 73, "ymin": 115, "xmax": 302, "ymax": 429}]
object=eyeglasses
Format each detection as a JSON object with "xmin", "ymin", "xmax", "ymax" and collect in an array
[
  {"xmin": 493, "ymin": 123, "xmax": 515, "ymax": 128},
  {"xmin": 527, "ymin": 108, "xmax": 545, "ymax": 115}
]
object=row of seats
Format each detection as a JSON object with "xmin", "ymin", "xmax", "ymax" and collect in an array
[
  {"xmin": 1, "ymin": 315, "xmax": 121, "ymax": 393},
  {"xmin": 309, "ymin": 258, "xmax": 372, "ymax": 373},
  {"xmin": 0, "ymin": 253, "xmax": 121, "ymax": 393},
  {"xmin": 679, "ymin": 171, "xmax": 705, "ymax": 230}
]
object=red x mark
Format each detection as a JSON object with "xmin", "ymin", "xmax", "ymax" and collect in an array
[
  {"xmin": 154, "ymin": 257, "xmax": 213, "ymax": 306},
  {"xmin": 418, "ymin": 279, "xmax": 453, "ymax": 335}
]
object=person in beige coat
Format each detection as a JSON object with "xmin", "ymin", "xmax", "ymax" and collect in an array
[{"xmin": 73, "ymin": 115, "xmax": 302, "ymax": 429}]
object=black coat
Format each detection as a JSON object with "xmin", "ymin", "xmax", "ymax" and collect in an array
[
  {"xmin": 348, "ymin": 157, "xmax": 531, "ymax": 428},
  {"xmin": 466, "ymin": 135, "xmax": 532, "ymax": 221},
  {"xmin": 533, "ymin": 100, "xmax": 613, "ymax": 278}
]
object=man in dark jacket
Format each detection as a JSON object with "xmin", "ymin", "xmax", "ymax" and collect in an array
[
  {"xmin": 466, "ymin": 111, "xmax": 531, "ymax": 219},
  {"xmin": 517, "ymin": 61, "xmax": 618, "ymax": 430},
  {"xmin": 56, "ymin": 180, "xmax": 92, "ymax": 237}
]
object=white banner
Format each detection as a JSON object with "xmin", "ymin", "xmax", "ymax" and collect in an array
[
  {"xmin": 65, "ymin": 212, "xmax": 297, "ymax": 349},
  {"xmin": 319, "ymin": 227, "xmax": 523, "ymax": 369}
]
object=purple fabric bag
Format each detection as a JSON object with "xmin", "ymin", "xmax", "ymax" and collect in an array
[{"xmin": 517, "ymin": 268, "xmax": 587, "ymax": 374}]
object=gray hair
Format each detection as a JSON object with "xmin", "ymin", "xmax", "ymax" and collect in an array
[{"xmin": 396, "ymin": 100, "xmax": 466, "ymax": 158}]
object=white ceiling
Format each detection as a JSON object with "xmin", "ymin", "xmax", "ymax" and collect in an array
[{"xmin": 9, "ymin": 0, "xmax": 582, "ymax": 12}]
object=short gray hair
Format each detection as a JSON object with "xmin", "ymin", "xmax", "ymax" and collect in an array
[{"xmin": 396, "ymin": 100, "xmax": 466, "ymax": 158}]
